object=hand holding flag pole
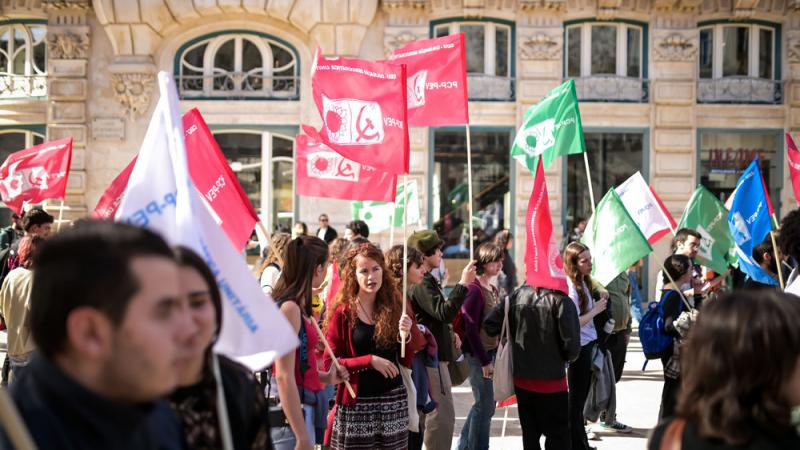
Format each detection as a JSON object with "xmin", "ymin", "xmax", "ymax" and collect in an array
[
  {"xmin": 309, "ymin": 315, "xmax": 356, "ymax": 399},
  {"xmin": 401, "ymin": 174, "xmax": 409, "ymax": 357}
]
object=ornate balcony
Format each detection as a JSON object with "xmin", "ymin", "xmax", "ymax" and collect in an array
[
  {"xmin": 176, "ymin": 72, "xmax": 300, "ymax": 100},
  {"xmin": 0, "ymin": 74, "xmax": 47, "ymax": 99},
  {"xmin": 697, "ymin": 77, "xmax": 783, "ymax": 104},
  {"xmin": 570, "ymin": 76, "xmax": 649, "ymax": 103},
  {"xmin": 466, "ymin": 74, "xmax": 515, "ymax": 101}
]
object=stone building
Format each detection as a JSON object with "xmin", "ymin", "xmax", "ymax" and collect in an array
[{"xmin": 1, "ymin": 0, "xmax": 799, "ymax": 290}]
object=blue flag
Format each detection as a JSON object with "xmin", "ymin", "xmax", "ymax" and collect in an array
[{"xmin": 727, "ymin": 160, "xmax": 777, "ymax": 285}]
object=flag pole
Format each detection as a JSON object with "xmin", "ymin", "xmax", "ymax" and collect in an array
[
  {"xmin": 257, "ymin": 220, "xmax": 270, "ymax": 241},
  {"xmin": 582, "ymin": 152, "xmax": 596, "ymax": 214},
  {"xmin": 212, "ymin": 353, "xmax": 235, "ymax": 450},
  {"xmin": 309, "ymin": 317, "xmax": 356, "ymax": 399},
  {"xmin": 401, "ymin": 175, "xmax": 408, "ymax": 358},
  {"xmin": 56, "ymin": 199, "xmax": 65, "ymax": 231},
  {"xmin": 389, "ymin": 200, "xmax": 396, "ymax": 248},
  {"xmin": 0, "ymin": 388, "xmax": 38, "ymax": 450},
  {"xmin": 466, "ymin": 124, "xmax": 474, "ymax": 257},
  {"xmin": 660, "ymin": 262, "xmax": 694, "ymax": 312},
  {"xmin": 770, "ymin": 230, "xmax": 785, "ymax": 290}
]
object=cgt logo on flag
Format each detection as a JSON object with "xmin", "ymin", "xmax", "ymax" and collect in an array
[
  {"xmin": 515, "ymin": 119, "xmax": 555, "ymax": 157},
  {"xmin": 407, "ymin": 70, "xmax": 428, "ymax": 109},
  {"xmin": 307, "ymin": 151, "xmax": 361, "ymax": 182},
  {"xmin": 322, "ymin": 96, "xmax": 385, "ymax": 145}
]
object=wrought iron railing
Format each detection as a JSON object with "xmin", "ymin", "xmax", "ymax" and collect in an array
[
  {"xmin": 466, "ymin": 74, "xmax": 515, "ymax": 101},
  {"xmin": 176, "ymin": 72, "xmax": 300, "ymax": 100},
  {"xmin": 569, "ymin": 76, "xmax": 649, "ymax": 103},
  {"xmin": 697, "ymin": 77, "xmax": 783, "ymax": 104},
  {"xmin": 0, "ymin": 74, "xmax": 47, "ymax": 99}
]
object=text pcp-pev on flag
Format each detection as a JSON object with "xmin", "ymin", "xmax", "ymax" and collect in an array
[
  {"xmin": 389, "ymin": 33, "xmax": 469, "ymax": 127},
  {"xmin": 0, "ymin": 137, "xmax": 72, "ymax": 215},
  {"xmin": 311, "ymin": 49, "xmax": 409, "ymax": 175}
]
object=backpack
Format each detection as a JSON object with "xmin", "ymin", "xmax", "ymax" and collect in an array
[{"xmin": 639, "ymin": 290, "xmax": 683, "ymax": 360}]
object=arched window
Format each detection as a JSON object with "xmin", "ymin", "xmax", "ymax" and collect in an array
[
  {"xmin": 0, "ymin": 21, "xmax": 47, "ymax": 99},
  {"xmin": 176, "ymin": 31, "xmax": 299, "ymax": 100}
]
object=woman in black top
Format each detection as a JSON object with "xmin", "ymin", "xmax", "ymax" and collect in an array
[{"xmin": 649, "ymin": 289, "xmax": 800, "ymax": 450}]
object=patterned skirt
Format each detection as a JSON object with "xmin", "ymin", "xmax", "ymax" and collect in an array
[{"xmin": 330, "ymin": 385, "xmax": 409, "ymax": 450}]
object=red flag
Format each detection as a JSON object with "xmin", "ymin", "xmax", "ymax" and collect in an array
[
  {"xmin": 183, "ymin": 108, "xmax": 259, "ymax": 251},
  {"xmin": 311, "ymin": 50, "xmax": 409, "ymax": 174},
  {"xmin": 525, "ymin": 159, "xmax": 568, "ymax": 293},
  {"xmin": 92, "ymin": 156, "xmax": 137, "ymax": 219},
  {"xmin": 497, "ymin": 395, "xmax": 517, "ymax": 408},
  {"xmin": 296, "ymin": 129, "xmax": 397, "ymax": 202},
  {"xmin": 389, "ymin": 33, "xmax": 469, "ymax": 127},
  {"xmin": 788, "ymin": 133, "xmax": 800, "ymax": 207},
  {"xmin": 0, "ymin": 137, "xmax": 72, "ymax": 215}
]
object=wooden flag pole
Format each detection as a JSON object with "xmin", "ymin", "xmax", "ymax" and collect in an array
[
  {"xmin": 466, "ymin": 124, "xmax": 474, "ymax": 257},
  {"xmin": 257, "ymin": 220, "xmax": 270, "ymax": 240},
  {"xmin": 401, "ymin": 175, "xmax": 408, "ymax": 358},
  {"xmin": 0, "ymin": 388, "xmax": 37, "ymax": 450},
  {"xmin": 660, "ymin": 262, "xmax": 694, "ymax": 312},
  {"xmin": 309, "ymin": 316, "xmax": 356, "ymax": 399},
  {"xmin": 56, "ymin": 199, "xmax": 65, "ymax": 231},
  {"xmin": 582, "ymin": 152, "xmax": 596, "ymax": 214},
  {"xmin": 389, "ymin": 200, "xmax": 396, "ymax": 248},
  {"xmin": 770, "ymin": 230, "xmax": 785, "ymax": 290},
  {"xmin": 212, "ymin": 353, "xmax": 235, "ymax": 450}
]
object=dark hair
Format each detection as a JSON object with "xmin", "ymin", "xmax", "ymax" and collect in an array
[
  {"xmin": 174, "ymin": 246, "xmax": 222, "ymax": 342},
  {"xmin": 30, "ymin": 221, "xmax": 173, "ymax": 358},
  {"xmin": 346, "ymin": 220, "xmax": 369, "ymax": 239},
  {"xmin": 671, "ymin": 228, "xmax": 701, "ymax": 253},
  {"xmin": 17, "ymin": 235, "xmax": 44, "ymax": 269},
  {"xmin": 662, "ymin": 254, "xmax": 691, "ymax": 286},
  {"xmin": 677, "ymin": 290, "xmax": 800, "ymax": 445},
  {"xmin": 752, "ymin": 238, "xmax": 773, "ymax": 265},
  {"xmin": 385, "ymin": 245, "xmax": 423, "ymax": 280},
  {"xmin": 779, "ymin": 209, "xmax": 800, "ymax": 261},
  {"xmin": 272, "ymin": 235, "xmax": 329, "ymax": 317},
  {"xmin": 475, "ymin": 243, "xmax": 504, "ymax": 276},
  {"xmin": 294, "ymin": 221, "xmax": 308, "ymax": 236},
  {"xmin": 329, "ymin": 237, "xmax": 351, "ymax": 273},
  {"xmin": 493, "ymin": 230, "xmax": 512, "ymax": 250},
  {"xmin": 350, "ymin": 236, "xmax": 370, "ymax": 246},
  {"xmin": 22, "ymin": 208, "xmax": 54, "ymax": 232},
  {"xmin": 563, "ymin": 242, "xmax": 591, "ymax": 314},
  {"xmin": 421, "ymin": 240, "xmax": 444, "ymax": 258},
  {"xmin": 257, "ymin": 232, "xmax": 290, "ymax": 277}
]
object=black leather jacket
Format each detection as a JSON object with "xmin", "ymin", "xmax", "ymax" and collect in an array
[{"xmin": 484, "ymin": 285, "xmax": 581, "ymax": 380}]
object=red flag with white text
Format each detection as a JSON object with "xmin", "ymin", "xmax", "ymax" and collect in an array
[
  {"xmin": 183, "ymin": 108, "xmax": 259, "ymax": 251},
  {"xmin": 389, "ymin": 33, "xmax": 469, "ymax": 127},
  {"xmin": 525, "ymin": 159, "xmax": 569, "ymax": 293},
  {"xmin": 296, "ymin": 128, "xmax": 397, "ymax": 202},
  {"xmin": 311, "ymin": 50, "xmax": 409, "ymax": 174},
  {"xmin": 0, "ymin": 137, "xmax": 72, "ymax": 215},
  {"xmin": 92, "ymin": 156, "xmax": 137, "ymax": 219}
]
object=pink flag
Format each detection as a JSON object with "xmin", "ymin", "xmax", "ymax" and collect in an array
[
  {"xmin": 296, "ymin": 128, "xmax": 397, "ymax": 202},
  {"xmin": 183, "ymin": 108, "xmax": 259, "ymax": 252},
  {"xmin": 389, "ymin": 33, "xmax": 469, "ymax": 127},
  {"xmin": 92, "ymin": 156, "xmax": 137, "ymax": 219},
  {"xmin": 525, "ymin": 159, "xmax": 568, "ymax": 293},
  {"xmin": 788, "ymin": 133, "xmax": 800, "ymax": 206},
  {"xmin": 0, "ymin": 137, "xmax": 72, "ymax": 215},
  {"xmin": 311, "ymin": 50, "xmax": 409, "ymax": 174}
]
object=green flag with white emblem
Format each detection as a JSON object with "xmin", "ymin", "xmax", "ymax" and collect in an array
[
  {"xmin": 582, "ymin": 189, "xmax": 653, "ymax": 287},
  {"xmin": 511, "ymin": 79, "xmax": 585, "ymax": 173},
  {"xmin": 351, "ymin": 180, "xmax": 420, "ymax": 233},
  {"xmin": 677, "ymin": 185, "xmax": 737, "ymax": 273}
]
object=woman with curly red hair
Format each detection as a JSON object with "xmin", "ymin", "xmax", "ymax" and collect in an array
[{"xmin": 324, "ymin": 242, "xmax": 422, "ymax": 450}]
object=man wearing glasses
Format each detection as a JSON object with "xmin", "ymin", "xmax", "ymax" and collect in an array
[
  {"xmin": 316, "ymin": 214, "xmax": 338, "ymax": 244},
  {"xmin": 653, "ymin": 228, "xmax": 707, "ymax": 308}
]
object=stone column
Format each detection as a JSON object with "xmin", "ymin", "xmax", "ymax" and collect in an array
[{"xmin": 43, "ymin": 0, "xmax": 91, "ymax": 222}]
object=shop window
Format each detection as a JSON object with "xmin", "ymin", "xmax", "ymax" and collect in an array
[
  {"xmin": 0, "ymin": 128, "xmax": 45, "ymax": 221},
  {"xmin": 0, "ymin": 21, "xmax": 47, "ymax": 99}
]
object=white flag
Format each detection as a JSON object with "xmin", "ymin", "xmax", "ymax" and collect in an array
[
  {"xmin": 615, "ymin": 172, "xmax": 677, "ymax": 245},
  {"xmin": 117, "ymin": 72, "xmax": 297, "ymax": 370}
]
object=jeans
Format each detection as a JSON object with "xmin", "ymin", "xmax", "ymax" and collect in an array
[
  {"xmin": 8, "ymin": 355, "xmax": 30, "ymax": 385},
  {"xmin": 568, "ymin": 342, "xmax": 595, "ymax": 450},
  {"xmin": 457, "ymin": 353, "xmax": 495, "ymax": 450},
  {"xmin": 516, "ymin": 387, "xmax": 570, "ymax": 450},
  {"xmin": 271, "ymin": 404, "xmax": 315, "ymax": 450},
  {"xmin": 630, "ymin": 300, "xmax": 645, "ymax": 324}
]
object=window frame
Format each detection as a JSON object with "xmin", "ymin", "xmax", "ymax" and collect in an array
[
  {"xmin": 563, "ymin": 20, "xmax": 647, "ymax": 80},
  {"xmin": 697, "ymin": 21, "xmax": 780, "ymax": 81},
  {"xmin": 173, "ymin": 30, "xmax": 301, "ymax": 101},
  {"xmin": 0, "ymin": 19, "xmax": 48, "ymax": 99}
]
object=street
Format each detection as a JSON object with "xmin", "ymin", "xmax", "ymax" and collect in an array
[{"xmin": 452, "ymin": 330, "xmax": 662, "ymax": 449}]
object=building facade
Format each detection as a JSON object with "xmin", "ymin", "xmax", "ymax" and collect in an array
[{"xmin": 2, "ymin": 0, "xmax": 800, "ymax": 289}]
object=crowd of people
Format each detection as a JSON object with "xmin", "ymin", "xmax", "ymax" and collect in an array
[{"xmin": 0, "ymin": 209, "xmax": 798, "ymax": 450}]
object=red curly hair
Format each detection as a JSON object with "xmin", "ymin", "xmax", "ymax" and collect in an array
[{"xmin": 325, "ymin": 242, "xmax": 403, "ymax": 348}]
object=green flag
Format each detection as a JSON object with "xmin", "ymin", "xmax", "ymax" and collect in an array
[
  {"xmin": 511, "ymin": 79, "xmax": 585, "ymax": 173},
  {"xmin": 351, "ymin": 180, "xmax": 420, "ymax": 233},
  {"xmin": 582, "ymin": 189, "xmax": 653, "ymax": 287},
  {"xmin": 677, "ymin": 185, "xmax": 737, "ymax": 273}
]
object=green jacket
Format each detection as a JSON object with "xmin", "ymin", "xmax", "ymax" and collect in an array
[
  {"xmin": 410, "ymin": 272, "xmax": 468, "ymax": 362},
  {"xmin": 606, "ymin": 272, "xmax": 632, "ymax": 333}
]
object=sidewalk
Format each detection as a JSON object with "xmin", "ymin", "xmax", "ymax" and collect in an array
[{"xmin": 451, "ymin": 330, "xmax": 663, "ymax": 449}]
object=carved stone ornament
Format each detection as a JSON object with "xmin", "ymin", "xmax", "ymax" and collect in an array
[
  {"xmin": 111, "ymin": 73, "xmax": 155, "ymax": 118},
  {"xmin": 654, "ymin": 33, "xmax": 698, "ymax": 62},
  {"xmin": 520, "ymin": 33, "xmax": 562, "ymax": 60},
  {"xmin": 47, "ymin": 31, "xmax": 89, "ymax": 60},
  {"xmin": 384, "ymin": 31, "xmax": 419, "ymax": 57},
  {"xmin": 382, "ymin": 0, "xmax": 428, "ymax": 10},
  {"xmin": 518, "ymin": 0, "xmax": 567, "ymax": 12},
  {"xmin": 652, "ymin": 0, "xmax": 702, "ymax": 12},
  {"xmin": 788, "ymin": 34, "xmax": 800, "ymax": 64},
  {"xmin": 790, "ymin": 0, "xmax": 800, "ymax": 11},
  {"xmin": 42, "ymin": 0, "xmax": 91, "ymax": 10}
]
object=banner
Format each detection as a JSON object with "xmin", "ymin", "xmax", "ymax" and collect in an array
[
  {"xmin": 311, "ymin": 50, "xmax": 409, "ymax": 174},
  {"xmin": 787, "ymin": 132, "xmax": 800, "ymax": 206},
  {"xmin": 615, "ymin": 172, "xmax": 677, "ymax": 244},
  {"xmin": 582, "ymin": 189, "xmax": 652, "ymax": 287},
  {"xmin": 389, "ymin": 33, "xmax": 469, "ymax": 127},
  {"xmin": 727, "ymin": 160, "xmax": 776, "ymax": 285},
  {"xmin": 116, "ymin": 72, "xmax": 297, "ymax": 370},
  {"xmin": 296, "ymin": 130, "xmax": 397, "ymax": 202},
  {"xmin": 351, "ymin": 180, "xmax": 420, "ymax": 233},
  {"xmin": 0, "ymin": 137, "xmax": 72, "ymax": 215},
  {"xmin": 511, "ymin": 80, "xmax": 585, "ymax": 173},
  {"xmin": 677, "ymin": 185, "xmax": 737, "ymax": 274},
  {"xmin": 525, "ymin": 159, "xmax": 568, "ymax": 292},
  {"xmin": 92, "ymin": 156, "xmax": 137, "ymax": 219}
]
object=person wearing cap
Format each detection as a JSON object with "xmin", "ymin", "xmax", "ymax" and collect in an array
[{"xmin": 408, "ymin": 230, "xmax": 477, "ymax": 450}]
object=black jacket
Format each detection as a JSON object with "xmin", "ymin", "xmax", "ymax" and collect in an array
[
  {"xmin": 649, "ymin": 420, "xmax": 800, "ymax": 450},
  {"xmin": 315, "ymin": 227, "xmax": 338, "ymax": 244},
  {"xmin": 410, "ymin": 272, "xmax": 468, "ymax": 362},
  {"xmin": 484, "ymin": 285, "xmax": 581, "ymax": 380}
]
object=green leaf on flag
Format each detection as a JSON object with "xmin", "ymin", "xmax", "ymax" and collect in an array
[
  {"xmin": 581, "ymin": 189, "xmax": 653, "ymax": 287},
  {"xmin": 511, "ymin": 79, "xmax": 585, "ymax": 174},
  {"xmin": 351, "ymin": 180, "xmax": 420, "ymax": 233},
  {"xmin": 677, "ymin": 185, "xmax": 737, "ymax": 273}
]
